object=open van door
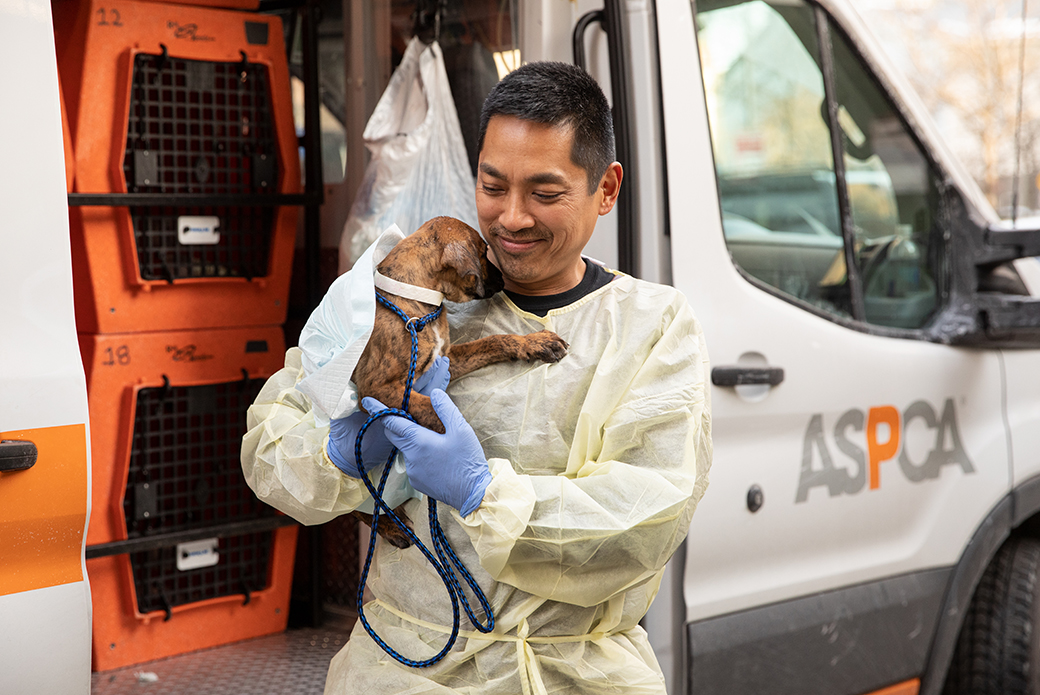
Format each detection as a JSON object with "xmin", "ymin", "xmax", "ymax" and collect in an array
[{"xmin": 0, "ymin": 0, "xmax": 92, "ymax": 691}]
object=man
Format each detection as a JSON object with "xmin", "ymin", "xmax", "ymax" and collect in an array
[{"xmin": 242, "ymin": 61, "xmax": 711, "ymax": 694}]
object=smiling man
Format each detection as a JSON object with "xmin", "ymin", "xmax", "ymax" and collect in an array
[
  {"xmin": 477, "ymin": 116, "xmax": 621, "ymax": 296},
  {"xmin": 243, "ymin": 62, "xmax": 711, "ymax": 694}
]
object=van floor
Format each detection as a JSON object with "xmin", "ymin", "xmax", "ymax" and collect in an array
[{"xmin": 90, "ymin": 624, "xmax": 354, "ymax": 695}]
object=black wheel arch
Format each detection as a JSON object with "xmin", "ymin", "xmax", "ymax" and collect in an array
[{"xmin": 920, "ymin": 472, "xmax": 1040, "ymax": 695}]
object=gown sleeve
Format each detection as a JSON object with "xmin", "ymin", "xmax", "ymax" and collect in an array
[{"xmin": 241, "ymin": 347, "xmax": 371, "ymax": 525}]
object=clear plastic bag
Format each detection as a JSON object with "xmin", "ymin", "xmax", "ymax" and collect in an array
[{"xmin": 340, "ymin": 37, "xmax": 478, "ymax": 271}]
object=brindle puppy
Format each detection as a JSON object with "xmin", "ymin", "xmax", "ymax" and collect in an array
[{"xmin": 350, "ymin": 216, "xmax": 568, "ymax": 547}]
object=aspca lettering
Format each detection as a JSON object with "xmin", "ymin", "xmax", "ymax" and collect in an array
[{"xmin": 796, "ymin": 399, "xmax": 974, "ymax": 503}]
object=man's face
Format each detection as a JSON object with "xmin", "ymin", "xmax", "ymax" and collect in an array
[{"xmin": 476, "ymin": 115, "xmax": 621, "ymax": 296}]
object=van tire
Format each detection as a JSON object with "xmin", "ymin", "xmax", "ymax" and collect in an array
[{"xmin": 943, "ymin": 536, "xmax": 1040, "ymax": 695}]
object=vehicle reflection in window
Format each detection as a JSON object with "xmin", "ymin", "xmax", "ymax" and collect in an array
[
  {"xmin": 830, "ymin": 22, "xmax": 942, "ymax": 329},
  {"xmin": 696, "ymin": 0, "xmax": 944, "ymax": 330},
  {"xmin": 697, "ymin": 0, "xmax": 853, "ymax": 319}
]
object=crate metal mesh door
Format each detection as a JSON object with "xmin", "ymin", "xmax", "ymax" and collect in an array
[
  {"xmin": 126, "ymin": 378, "xmax": 274, "ymax": 614},
  {"xmin": 55, "ymin": 1, "xmax": 300, "ymax": 334},
  {"xmin": 124, "ymin": 54, "xmax": 278, "ymax": 282}
]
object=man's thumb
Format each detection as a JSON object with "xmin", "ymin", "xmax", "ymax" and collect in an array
[
  {"xmin": 431, "ymin": 356, "xmax": 451, "ymax": 391},
  {"xmin": 362, "ymin": 396, "xmax": 388, "ymax": 413},
  {"xmin": 429, "ymin": 389, "xmax": 465, "ymax": 430},
  {"xmin": 380, "ymin": 413, "xmax": 415, "ymax": 441}
]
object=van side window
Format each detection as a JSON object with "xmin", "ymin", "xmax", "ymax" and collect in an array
[{"xmin": 695, "ymin": 0, "xmax": 943, "ymax": 330}]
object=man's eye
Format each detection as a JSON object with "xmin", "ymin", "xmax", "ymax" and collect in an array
[
  {"xmin": 533, "ymin": 192, "xmax": 562, "ymax": 201},
  {"xmin": 481, "ymin": 184, "xmax": 503, "ymax": 195}
]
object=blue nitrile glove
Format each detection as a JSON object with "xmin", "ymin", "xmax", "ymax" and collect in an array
[
  {"xmin": 326, "ymin": 357, "xmax": 451, "ymax": 477},
  {"xmin": 364, "ymin": 389, "xmax": 492, "ymax": 517}
]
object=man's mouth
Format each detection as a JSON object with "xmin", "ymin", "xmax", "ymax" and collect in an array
[
  {"xmin": 491, "ymin": 229, "xmax": 548, "ymax": 254},
  {"xmin": 497, "ymin": 237, "xmax": 542, "ymax": 253}
]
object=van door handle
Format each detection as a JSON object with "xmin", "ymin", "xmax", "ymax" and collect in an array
[
  {"xmin": 0, "ymin": 440, "xmax": 38, "ymax": 472},
  {"xmin": 711, "ymin": 366, "xmax": 785, "ymax": 387}
]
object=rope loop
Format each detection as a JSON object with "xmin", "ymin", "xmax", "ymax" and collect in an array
[{"xmin": 353, "ymin": 292, "xmax": 495, "ymax": 667}]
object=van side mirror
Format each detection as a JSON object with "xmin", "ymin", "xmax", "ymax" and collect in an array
[
  {"xmin": 985, "ymin": 225, "xmax": 1040, "ymax": 260},
  {"xmin": 940, "ymin": 217, "xmax": 1040, "ymax": 347}
]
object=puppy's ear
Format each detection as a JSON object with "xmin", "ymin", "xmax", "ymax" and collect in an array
[{"xmin": 441, "ymin": 241, "xmax": 484, "ymax": 295}]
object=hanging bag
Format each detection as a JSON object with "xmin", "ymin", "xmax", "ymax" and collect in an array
[{"xmin": 340, "ymin": 37, "xmax": 478, "ymax": 271}]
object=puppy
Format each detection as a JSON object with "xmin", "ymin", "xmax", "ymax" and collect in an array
[{"xmin": 350, "ymin": 216, "xmax": 568, "ymax": 547}]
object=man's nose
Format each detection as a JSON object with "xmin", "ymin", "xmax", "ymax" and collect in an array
[{"xmin": 499, "ymin": 192, "xmax": 534, "ymax": 231}]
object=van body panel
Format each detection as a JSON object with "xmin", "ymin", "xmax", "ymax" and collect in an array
[
  {"xmin": 686, "ymin": 568, "xmax": 948, "ymax": 695},
  {"xmin": 0, "ymin": 0, "xmax": 93, "ymax": 690},
  {"xmin": 0, "ymin": 425, "xmax": 89, "ymax": 597},
  {"xmin": 658, "ymin": 0, "xmax": 1009, "ymax": 627},
  {"xmin": 0, "ymin": 582, "xmax": 93, "ymax": 695},
  {"xmin": 1003, "ymin": 350, "xmax": 1040, "ymax": 486}
]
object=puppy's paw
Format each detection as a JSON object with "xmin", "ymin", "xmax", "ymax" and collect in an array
[
  {"xmin": 377, "ymin": 507, "xmax": 414, "ymax": 549},
  {"xmin": 352, "ymin": 508, "xmax": 414, "ymax": 549},
  {"xmin": 522, "ymin": 330, "xmax": 569, "ymax": 363}
]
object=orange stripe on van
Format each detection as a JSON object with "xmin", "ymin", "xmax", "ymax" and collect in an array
[
  {"xmin": 864, "ymin": 679, "xmax": 919, "ymax": 695},
  {"xmin": 0, "ymin": 424, "xmax": 88, "ymax": 597}
]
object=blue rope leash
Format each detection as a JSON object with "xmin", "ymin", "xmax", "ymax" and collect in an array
[{"xmin": 352, "ymin": 292, "xmax": 494, "ymax": 668}]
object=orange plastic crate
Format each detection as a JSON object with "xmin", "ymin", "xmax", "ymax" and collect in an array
[
  {"xmin": 81, "ymin": 326, "xmax": 298, "ymax": 670},
  {"xmin": 136, "ymin": 0, "xmax": 261, "ymax": 10},
  {"xmin": 55, "ymin": 0, "xmax": 301, "ymax": 334},
  {"xmin": 60, "ymin": 79, "xmax": 75, "ymax": 192}
]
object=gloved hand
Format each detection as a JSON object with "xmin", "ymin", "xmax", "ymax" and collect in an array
[
  {"xmin": 364, "ymin": 389, "xmax": 491, "ymax": 517},
  {"xmin": 326, "ymin": 356, "xmax": 451, "ymax": 477}
]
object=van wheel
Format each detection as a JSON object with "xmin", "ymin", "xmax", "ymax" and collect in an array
[{"xmin": 943, "ymin": 536, "xmax": 1040, "ymax": 695}]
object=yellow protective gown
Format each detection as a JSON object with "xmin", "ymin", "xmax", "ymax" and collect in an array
[{"xmin": 241, "ymin": 273, "xmax": 711, "ymax": 695}]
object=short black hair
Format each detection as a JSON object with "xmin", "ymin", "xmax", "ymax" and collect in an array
[{"xmin": 477, "ymin": 62, "xmax": 615, "ymax": 194}]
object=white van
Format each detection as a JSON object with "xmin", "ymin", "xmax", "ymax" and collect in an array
[
  {"xmin": 4, "ymin": 0, "xmax": 1040, "ymax": 693},
  {"xmin": 0, "ymin": 0, "xmax": 92, "ymax": 692},
  {"xmin": 608, "ymin": 2, "xmax": 1040, "ymax": 694}
]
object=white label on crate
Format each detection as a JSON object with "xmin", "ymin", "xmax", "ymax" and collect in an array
[
  {"xmin": 177, "ymin": 216, "xmax": 221, "ymax": 245},
  {"xmin": 176, "ymin": 538, "xmax": 219, "ymax": 571}
]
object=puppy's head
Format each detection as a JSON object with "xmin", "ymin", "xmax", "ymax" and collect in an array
[{"xmin": 422, "ymin": 216, "xmax": 504, "ymax": 302}]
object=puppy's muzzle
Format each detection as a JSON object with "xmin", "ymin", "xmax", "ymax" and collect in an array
[{"xmin": 480, "ymin": 260, "xmax": 505, "ymax": 298}]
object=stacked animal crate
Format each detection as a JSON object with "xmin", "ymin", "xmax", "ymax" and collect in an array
[{"xmin": 54, "ymin": 0, "xmax": 301, "ymax": 670}]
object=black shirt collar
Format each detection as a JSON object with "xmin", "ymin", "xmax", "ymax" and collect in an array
[{"xmin": 504, "ymin": 260, "xmax": 615, "ymax": 317}]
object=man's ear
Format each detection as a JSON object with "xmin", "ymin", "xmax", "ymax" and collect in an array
[{"xmin": 597, "ymin": 162, "xmax": 624, "ymax": 216}]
